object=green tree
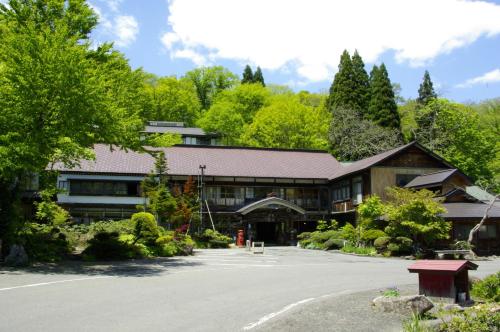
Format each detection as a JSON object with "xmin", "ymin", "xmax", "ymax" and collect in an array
[
  {"xmin": 368, "ymin": 64, "xmax": 400, "ymax": 129},
  {"xmin": 253, "ymin": 66, "xmax": 265, "ymax": 86},
  {"xmin": 417, "ymin": 70, "xmax": 437, "ymax": 106},
  {"xmin": 241, "ymin": 65, "xmax": 253, "ymax": 84},
  {"xmin": 351, "ymin": 50, "xmax": 370, "ymax": 114},
  {"xmin": 327, "ymin": 50, "xmax": 354, "ymax": 111},
  {"xmin": 0, "ymin": 0, "xmax": 144, "ymax": 243},
  {"xmin": 141, "ymin": 75, "xmax": 201, "ymax": 125},
  {"xmin": 213, "ymin": 83, "xmax": 270, "ymax": 122},
  {"xmin": 183, "ymin": 66, "xmax": 239, "ymax": 110},
  {"xmin": 240, "ymin": 96, "xmax": 330, "ymax": 149},
  {"xmin": 196, "ymin": 101, "xmax": 245, "ymax": 145},
  {"xmin": 329, "ymin": 108, "xmax": 402, "ymax": 161},
  {"xmin": 384, "ymin": 187, "xmax": 450, "ymax": 249}
]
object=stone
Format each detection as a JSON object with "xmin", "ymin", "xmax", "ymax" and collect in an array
[
  {"xmin": 373, "ymin": 294, "xmax": 434, "ymax": 316},
  {"xmin": 4, "ymin": 244, "xmax": 29, "ymax": 267}
]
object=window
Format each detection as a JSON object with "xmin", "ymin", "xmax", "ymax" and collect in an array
[
  {"xmin": 58, "ymin": 180, "xmax": 69, "ymax": 191},
  {"xmin": 453, "ymin": 224, "xmax": 473, "ymax": 241},
  {"xmin": 396, "ymin": 174, "xmax": 418, "ymax": 187},
  {"xmin": 479, "ymin": 224, "xmax": 497, "ymax": 239},
  {"xmin": 245, "ymin": 187, "xmax": 254, "ymax": 199},
  {"xmin": 184, "ymin": 136, "xmax": 197, "ymax": 145},
  {"xmin": 20, "ymin": 173, "xmax": 39, "ymax": 191},
  {"xmin": 332, "ymin": 180, "xmax": 350, "ymax": 202},
  {"xmin": 69, "ymin": 180, "xmax": 139, "ymax": 196},
  {"xmin": 352, "ymin": 176, "xmax": 363, "ymax": 205}
]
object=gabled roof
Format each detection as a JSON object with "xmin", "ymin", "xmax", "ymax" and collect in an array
[
  {"xmin": 405, "ymin": 169, "xmax": 458, "ymax": 188},
  {"xmin": 236, "ymin": 197, "xmax": 306, "ymax": 215},
  {"xmin": 442, "ymin": 202, "xmax": 500, "ymax": 219},
  {"xmin": 329, "ymin": 141, "xmax": 453, "ymax": 180},
  {"xmin": 441, "ymin": 187, "xmax": 478, "ymax": 202},
  {"xmin": 54, "ymin": 144, "xmax": 342, "ymax": 179},
  {"xmin": 466, "ymin": 186, "xmax": 499, "ymax": 203},
  {"xmin": 408, "ymin": 260, "xmax": 478, "ymax": 273}
]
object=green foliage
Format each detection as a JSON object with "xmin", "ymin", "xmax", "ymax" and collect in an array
[
  {"xmin": 368, "ymin": 64, "xmax": 400, "ymax": 129},
  {"xmin": 35, "ymin": 189, "xmax": 70, "ymax": 226},
  {"xmin": 415, "ymin": 99, "xmax": 495, "ymax": 183},
  {"xmin": 328, "ymin": 50, "xmax": 368, "ymax": 112},
  {"xmin": 340, "ymin": 223, "xmax": 357, "ymax": 243},
  {"xmin": 471, "ymin": 272, "xmax": 500, "ymax": 302},
  {"xmin": 196, "ymin": 229, "xmax": 232, "ymax": 248},
  {"xmin": 374, "ymin": 236, "xmax": 391, "ymax": 250},
  {"xmin": 183, "ymin": 66, "xmax": 238, "ymax": 110},
  {"xmin": 382, "ymin": 287, "xmax": 400, "ymax": 297},
  {"xmin": 241, "ymin": 95, "xmax": 330, "ymax": 149},
  {"xmin": 417, "ymin": 71, "xmax": 437, "ymax": 106},
  {"xmin": 439, "ymin": 305, "xmax": 500, "ymax": 332},
  {"xmin": 361, "ymin": 229, "xmax": 387, "ymax": 242},
  {"xmin": 242, "ymin": 65, "xmax": 254, "ymax": 84},
  {"xmin": 196, "ymin": 100, "xmax": 245, "ymax": 145},
  {"xmin": 357, "ymin": 195, "xmax": 385, "ymax": 229},
  {"xmin": 140, "ymin": 75, "xmax": 201, "ymax": 126},
  {"xmin": 82, "ymin": 231, "xmax": 149, "ymax": 260},
  {"xmin": 145, "ymin": 133, "xmax": 183, "ymax": 148},
  {"xmin": 403, "ymin": 313, "xmax": 430, "ymax": 332},
  {"xmin": 384, "ymin": 188, "xmax": 450, "ymax": 249},
  {"xmin": 18, "ymin": 223, "xmax": 72, "ymax": 262},
  {"xmin": 451, "ymin": 240, "xmax": 473, "ymax": 250},
  {"xmin": 132, "ymin": 212, "xmax": 159, "ymax": 246},
  {"xmin": 341, "ymin": 244, "xmax": 376, "ymax": 256},
  {"xmin": 323, "ymin": 238, "xmax": 345, "ymax": 250},
  {"xmin": 253, "ymin": 67, "xmax": 265, "ymax": 86},
  {"xmin": 329, "ymin": 107, "xmax": 402, "ymax": 161}
]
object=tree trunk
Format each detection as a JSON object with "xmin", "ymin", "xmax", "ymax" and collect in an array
[{"xmin": 467, "ymin": 194, "xmax": 499, "ymax": 255}]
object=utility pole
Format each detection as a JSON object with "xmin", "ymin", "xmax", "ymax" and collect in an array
[{"xmin": 198, "ymin": 165, "xmax": 206, "ymax": 231}]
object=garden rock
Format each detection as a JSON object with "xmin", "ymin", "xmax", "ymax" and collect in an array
[
  {"xmin": 372, "ymin": 294, "xmax": 434, "ymax": 315},
  {"xmin": 5, "ymin": 244, "xmax": 29, "ymax": 266}
]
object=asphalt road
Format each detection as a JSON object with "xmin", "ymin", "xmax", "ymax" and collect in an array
[{"xmin": 0, "ymin": 248, "xmax": 498, "ymax": 332}]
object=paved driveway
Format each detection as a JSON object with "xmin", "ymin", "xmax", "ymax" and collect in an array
[{"xmin": 0, "ymin": 248, "xmax": 498, "ymax": 332}]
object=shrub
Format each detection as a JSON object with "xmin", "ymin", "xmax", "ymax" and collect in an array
[
  {"xmin": 341, "ymin": 244, "xmax": 376, "ymax": 256},
  {"xmin": 196, "ymin": 229, "xmax": 232, "ymax": 248},
  {"xmin": 157, "ymin": 242, "xmax": 178, "ymax": 257},
  {"xmin": 323, "ymin": 238, "xmax": 345, "ymax": 250},
  {"xmin": 471, "ymin": 272, "xmax": 500, "ymax": 302},
  {"xmin": 396, "ymin": 237, "xmax": 413, "ymax": 254},
  {"xmin": 340, "ymin": 223, "xmax": 357, "ymax": 243},
  {"xmin": 361, "ymin": 229, "xmax": 387, "ymax": 242},
  {"xmin": 298, "ymin": 230, "xmax": 342, "ymax": 249},
  {"xmin": 82, "ymin": 231, "xmax": 147, "ymax": 260},
  {"xmin": 19, "ymin": 223, "xmax": 72, "ymax": 262},
  {"xmin": 439, "ymin": 305, "xmax": 500, "ymax": 332},
  {"xmin": 132, "ymin": 212, "xmax": 159, "ymax": 246},
  {"xmin": 451, "ymin": 240, "xmax": 473, "ymax": 250},
  {"xmin": 387, "ymin": 243, "xmax": 400, "ymax": 253},
  {"xmin": 374, "ymin": 236, "xmax": 391, "ymax": 251}
]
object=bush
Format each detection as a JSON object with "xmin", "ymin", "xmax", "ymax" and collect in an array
[
  {"xmin": 298, "ymin": 230, "xmax": 342, "ymax": 249},
  {"xmin": 195, "ymin": 229, "xmax": 232, "ymax": 249},
  {"xmin": 82, "ymin": 231, "xmax": 148, "ymax": 260},
  {"xmin": 374, "ymin": 236, "xmax": 391, "ymax": 251},
  {"xmin": 471, "ymin": 272, "xmax": 500, "ymax": 302},
  {"xmin": 323, "ymin": 238, "xmax": 345, "ymax": 250},
  {"xmin": 451, "ymin": 240, "xmax": 473, "ymax": 250},
  {"xmin": 19, "ymin": 223, "xmax": 72, "ymax": 262},
  {"xmin": 361, "ymin": 229, "xmax": 387, "ymax": 243},
  {"xmin": 387, "ymin": 243, "xmax": 400, "ymax": 253},
  {"xmin": 341, "ymin": 244, "xmax": 376, "ymax": 256},
  {"xmin": 396, "ymin": 237, "xmax": 413, "ymax": 254},
  {"xmin": 439, "ymin": 305, "xmax": 500, "ymax": 332},
  {"xmin": 132, "ymin": 212, "xmax": 159, "ymax": 246}
]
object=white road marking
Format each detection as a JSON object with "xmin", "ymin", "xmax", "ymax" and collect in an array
[
  {"xmin": 242, "ymin": 297, "xmax": 315, "ymax": 330},
  {"xmin": 0, "ymin": 276, "xmax": 114, "ymax": 292}
]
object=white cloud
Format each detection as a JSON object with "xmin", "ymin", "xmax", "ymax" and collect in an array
[
  {"xmin": 90, "ymin": 2, "xmax": 138, "ymax": 47},
  {"xmin": 456, "ymin": 69, "xmax": 500, "ymax": 88},
  {"xmin": 161, "ymin": 0, "xmax": 500, "ymax": 82},
  {"xmin": 173, "ymin": 49, "xmax": 208, "ymax": 66},
  {"xmin": 114, "ymin": 15, "xmax": 138, "ymax": 47}
]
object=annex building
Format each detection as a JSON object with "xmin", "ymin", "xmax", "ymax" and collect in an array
[{"xmin": 52, "ymin": 141, "xmax": 500, "ymax": 254}]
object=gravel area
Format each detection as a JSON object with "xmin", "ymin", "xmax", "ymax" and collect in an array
[{"xmin": 255, "ymin": 285, "xmax": 418, "ymax": 332}]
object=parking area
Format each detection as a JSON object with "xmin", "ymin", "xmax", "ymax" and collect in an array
[{"xmin": 1, "ymin": 247, "xmax": 498, "ymax": 331}]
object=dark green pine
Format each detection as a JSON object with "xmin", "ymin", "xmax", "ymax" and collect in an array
[
  {"xmin": 242, "ymin": 65, "xmax": 254, "ymax": 84},
  {"xmin": 328, "ymin": 50, "xmax": 355, "ymax": 111},
  {"xmin": 253, "ymin": 67, "xmax": 265, "ymax": 86},
  {"xmin": 368, "ymin": 63, "xmax": 400, "ymax": 129},
  {"xmin": 351, "ymin": 50, "xmax": 370, "ymax": 114},
  {"xmin": 417, "ymin": 70, "xmax": 437, "ymax": 105}
]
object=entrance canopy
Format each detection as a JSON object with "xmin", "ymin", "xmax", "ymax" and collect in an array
[{"xmin": 236, "ymin": 197, "xmax": 306, "ymax": 216}]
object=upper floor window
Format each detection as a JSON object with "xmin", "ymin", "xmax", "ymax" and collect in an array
[
  {"xmin": 332, "ymin": 180, "xmax": 350, "ymax": 202},
  {"xmin": 70, "ymin": 180, "xmax": 139, "ymax": 197},
  {"xmin": 352, "ymin": 176, "xmax": 363, "ymax": 205}
]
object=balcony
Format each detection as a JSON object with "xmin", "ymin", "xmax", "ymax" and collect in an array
[{"xmin": 332, "ymin": 199, "xmax": 355, "ymax": 213}]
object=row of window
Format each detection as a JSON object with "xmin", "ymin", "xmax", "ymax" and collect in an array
[
  {"xmin": 332, "ymin": 177, "xmax": 363, "ymax": 203},
  {"xmin": 67, "ymin": 180, "xmax": 140, "ymax": 196}
]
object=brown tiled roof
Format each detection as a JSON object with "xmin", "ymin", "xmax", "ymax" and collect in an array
[
  {"xmin": 330, "ymin": 142, "xmax": 416, "ymax": 179},
  {"xmin": 405, "ymin": 169, "xmax": 457, "ymax": 188},
  {"xmin": 54, "ymin": 144, "xmax": 342, "ymax": 179},
  {"xmin": 442, "ymin": 202, "xmax": 500, "ymax": 219}
]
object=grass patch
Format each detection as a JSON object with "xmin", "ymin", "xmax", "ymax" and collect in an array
[{"xmin": 340, "ymin": 244, "xmax": 377, "ymax": 256}]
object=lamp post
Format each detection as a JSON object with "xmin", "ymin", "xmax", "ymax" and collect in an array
[{"xmin": 199, "ymin": 165, "xmax": 206, "ymax": 231}]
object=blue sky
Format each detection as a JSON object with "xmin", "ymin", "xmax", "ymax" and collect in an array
[{"xmin": 89, "ymin": 0, "xmax": 500, "ymax": 103}]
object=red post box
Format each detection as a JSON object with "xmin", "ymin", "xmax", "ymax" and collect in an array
[{"xmin": 236, "ymin": 229, "xmax": 245, "ymax": 247}]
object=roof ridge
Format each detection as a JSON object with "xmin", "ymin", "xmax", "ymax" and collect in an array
[
  {"xmin": 167, "ymin": 144, "xmax": 332, "ymax": 154},
  {"xmin": 420, "ymin": 168, "xmax": 457, "ymax": 176}
]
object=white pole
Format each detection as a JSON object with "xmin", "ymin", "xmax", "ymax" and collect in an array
[{"xmin": 205, "ymin": 200, "xmax": 216, "ymax": 231}]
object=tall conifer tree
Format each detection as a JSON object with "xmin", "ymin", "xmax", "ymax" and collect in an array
[
  {"xmin": 417, "ymin": 70, "xmax": 437, "ymax": 106},
  {"xmin": 368, "ymin": 63, "xmax": 400, "ymax": 129},
  {"xmin": 253, "ymin": 67, "xmax": 265, "ymax": 86},
  {"xmin": 242, "ymin": 65, "xmax": 254, "ymax": 84},
  {"xmin": 351, "ymin": 50, "xmax": 370, "ymax": 114},
  {"xmin": 328, "ymin": 50, "xmax": 355, "ymax": 111}
]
